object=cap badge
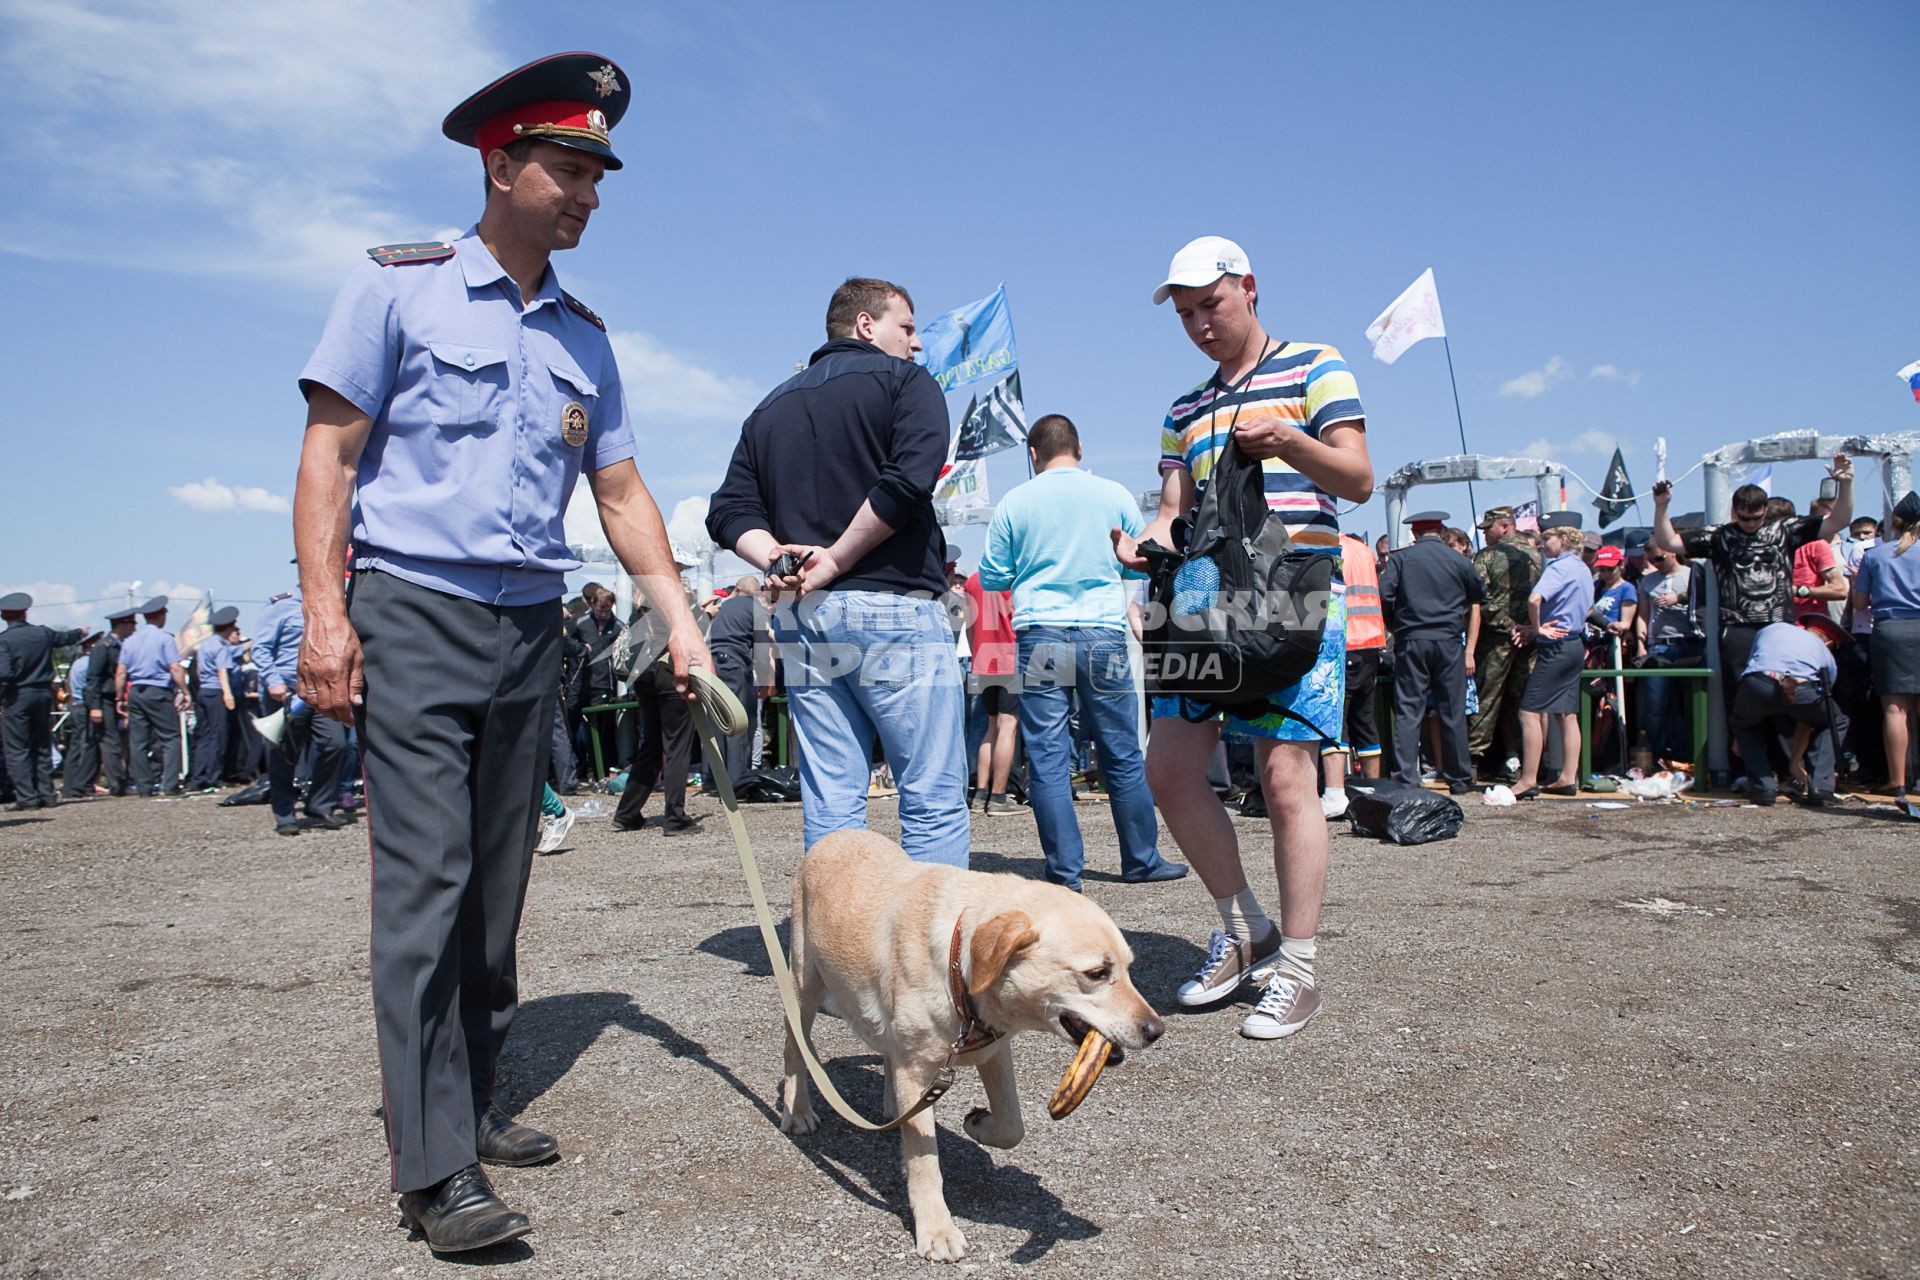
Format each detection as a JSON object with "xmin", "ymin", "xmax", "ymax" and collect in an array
[
  {"xmin": 589, "ymin": 64, "xmax": 621, "ymax": 98},
  {"xmin": 561, "ymin": 401, "xmax": 589, "ymax": 448},
  {"xmin": 587, "ymin": 108, "xmax": 607, "ymax": 133}
]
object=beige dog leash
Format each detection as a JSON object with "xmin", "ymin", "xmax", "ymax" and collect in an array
[{"xmin": 671, "ymin": 657, "xmax": 962, "ymax": 1133}]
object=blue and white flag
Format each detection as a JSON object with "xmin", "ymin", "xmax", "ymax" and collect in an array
[
  {"xmin": 1899, "ymin": 358, "xmax": 1920, "ymax": 403},
  {"xmin": 1750, "ymin": 464, "xmax": 1773, "ymax": 496},
  {"xmin": 920, "ymin": 284, "xmax": 1017, "ymax": 394}
]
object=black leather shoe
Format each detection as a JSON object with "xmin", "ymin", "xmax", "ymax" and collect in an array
[
  {"xmin": 398, "ymin": 1164, "xmax": 530, "ymax": 1252},
  {"xmin": 275, "ymin": 821, "xmax": 303, "ymax": 837},
  {"xmin": 660, "ymin": 814, "xmax": 697, "ymax": 835},
  {"xmin": 1122, "ymin": 861, "xmax": 1190, "ymax": 884},
  {"xmin": 302, "ymin": 810, "xmax": 350, "ymax": 829},
  {"xmin": 476, "ymin": 1106, "xmax": 559, "ymax": 1167},
  {"xmin": 1447, "ymin": 781, "xmax": 1475, "ymax": 796}
]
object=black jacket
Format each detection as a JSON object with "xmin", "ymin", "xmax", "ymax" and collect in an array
[
  {"xmin": 1379, "ymin": 535, "xmax": 1485, "ymax": 639},
  {"xmin": 707, "ymin": 338, "xmax": 949, "ymax": 596}
]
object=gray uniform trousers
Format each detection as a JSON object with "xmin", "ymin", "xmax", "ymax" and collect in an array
[
  {"xmin": 710, "ymin": 649, "xmax": 756, "ymax": 791},
  {"xmin": 187, "ymin": 687, "xmax": 229, "ymax": 788},
  {"xmin": 2, "ymin": 689, "xmax": 55, "ymax": 804},
  {"xmin": 60, "ymin": 699, "xmax": 99, "ymax": 797},
  {"xmin": 1391, "ymin": 635, "xmax": 1473, "ymax": 787},
  {"xmin": 1731, "ymin": 672, "xmax": 1837, "ymax": 796},
  {"xmin": 351, "ymin": 571, "xmax": 559, "ymax": 1194},
  {"xmin": 126, "ymin": 685, "xmax": 183, "ymax": 794},
  {"xmin": 94, "ymin": 704, "xmax": 128, "ymax": 794}
]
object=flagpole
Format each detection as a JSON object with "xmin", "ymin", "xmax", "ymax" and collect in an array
[{"xmin": 1441, "ymin": 336, "xmax": 1478, "ymax": 530}]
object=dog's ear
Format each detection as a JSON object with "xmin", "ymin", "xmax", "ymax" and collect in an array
[{"xmin": 968, "ymin": 911, "xmax": 1040, "ymax": 996}]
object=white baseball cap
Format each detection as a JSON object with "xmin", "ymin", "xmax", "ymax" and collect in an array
[{"xmin": 1152, "ymin": 235, "xmax": 1253, "ymax": 305}]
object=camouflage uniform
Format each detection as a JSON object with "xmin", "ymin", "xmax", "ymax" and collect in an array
[{"xmin": 1468, "ymin": 518, "xmax": 1543, "ymax": 766}]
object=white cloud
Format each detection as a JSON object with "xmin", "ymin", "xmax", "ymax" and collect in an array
[
  {"xmin": 1588, "ymin": 364, "xmax": 1643, "ymax": 389},
  {"xmin": 166, "ymin": 477, "xmax": 291, "ymax": 515},
  {"xmin": 0, "ymin": 580, "xmax": 212, "ymax": 631},
  {"xmin": 1497, "ymin": 356, "xmax": 1573, "ymax": 399},
  {"xmin": 0, "ymin": 0, "xmax": 500, "ymax": 287},
  {"xmin": 1514, "ymin": 430, "xmax": 1625, "ymax": 461},
  {"xmin": 665, "ymin": 496, "xmax": 716, "ymax": 559},
  {"xmin": 609, "ymin": 332, "xmax": 763, "ymax": 423}
]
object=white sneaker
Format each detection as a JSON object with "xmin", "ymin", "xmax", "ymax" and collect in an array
[
  {"xmin": 1177, "ymin": 928, "xmax": 1280, "ymax": 1008},
  {"xmin": 1504, "ymin": 755, "xmax": 1521, "ymax": 775},
  {"xmin": 1239, "ymin": 970, "xmax": 1322, "ymax": 1040},
  {"xmin": 536, "ymin": 807, "xmax": 575, "ymax": 854},
  {"xmin": 1320, "ymin": 790, "xmax": 1350, "ymax": 819},
  {"xmin": 1420, "ymin": 769, "xmax": 1441, "ymax": 783}
]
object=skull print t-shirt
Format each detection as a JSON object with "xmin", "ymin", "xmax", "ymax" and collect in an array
[{"xmin": 1682, "ymin": 514, "xmax": 1824, "ymax": 626}]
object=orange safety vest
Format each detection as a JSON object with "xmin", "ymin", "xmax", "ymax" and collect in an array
[{"xmin": 1341, "ymin": 534, "xmax": 1386, "ymax": 650}]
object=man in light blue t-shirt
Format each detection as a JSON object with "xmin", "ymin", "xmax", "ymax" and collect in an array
[{"xmin": 978, "ymin": 414, "xmax": 1186, "ymax": 891}]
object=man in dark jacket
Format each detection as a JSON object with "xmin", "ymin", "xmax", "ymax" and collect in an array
[
  {"xmin": 1379, "ymin": 511, "xmax": 1484, "ymax": 792},
  {"xmin": 0, "ymin": 592, "xmax": 86, "ymax": 809},
  {"xmin": 706, "ymin": 277, "xmax": 968, "ymax": 866}
]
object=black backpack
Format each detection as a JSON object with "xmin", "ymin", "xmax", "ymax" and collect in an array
[{"xmin": 1142, "ymin": 425, "xmax": 1335, "ymax": 723}]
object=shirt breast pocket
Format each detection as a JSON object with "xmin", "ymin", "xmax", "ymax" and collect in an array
[
  {"xmin": 426, "ymin": 342, "xmax": 510, "ymax": 432},
  {"xmin": 546, "ymin": 358, "xmax": 598, "ymax": 454}
]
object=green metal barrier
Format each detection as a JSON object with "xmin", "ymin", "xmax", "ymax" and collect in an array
[{"xmin": 1578, "ymin": 667, "xmax": 1711, "ymax": 787}]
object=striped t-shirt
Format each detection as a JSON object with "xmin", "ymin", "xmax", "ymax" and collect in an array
[{"xmin": 1159, "ymin": 341, "xmax": 1365, "ymax": 549}]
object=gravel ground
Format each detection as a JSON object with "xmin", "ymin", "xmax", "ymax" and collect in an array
[{"xmin": 0, "ymin": 785, "xmax": 1915, "ymax": 1279}]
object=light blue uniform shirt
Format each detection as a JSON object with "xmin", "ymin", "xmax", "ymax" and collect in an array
[
  {"xmin": 67, "ymin": 654, "xmax": 89, "ymax": 702},
  {"xmin": 252, "ymin": 591, "xmax": 303, "ymax": 696},
  {"xmin": 1534, "ymin": 551, "xmax": 1596, "ymax": 636},
  {"xmin": 978, "ymin": 466, "xmax": 1145, "ymax": 632},
  {"xmin": 299, "ymin": 229, "xmax": 638, "ymax": 606},
  {"xmin": 196, "ymin": 634, "xmax": 236, "ymax": 690},
  {"xmin": 1743, "ymin": 621, "xmax": 1837, "ymax": 683},
  {"xmin": 120, "ymin": 626, "xmax": 181, "ymax": 687},
  {"xmin": 1854, "ymin": 540, "xmax": 1920, "ymax": 621}
]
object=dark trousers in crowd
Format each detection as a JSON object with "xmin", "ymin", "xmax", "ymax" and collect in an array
[
  {"xmin": 579, "ymin": 700, "xmax": 621, "ymax": 778},
  {"xmin": 550, "ymin": 697, "xmax": 577, "ymax": 793},
  {"xmin": 60, "ymin": 703, "xmax": 99, "ymax": 797},
  {"xmin": 350, "ymin": 569, "xmax": 558, "ymax": 1194},
  {"xmin": 1468, "ymin": 638, "xmax": 1532, "ymax": 769},
  {"xmin": 708, "ymin": 651, "xmax": 756, "ymax": 792},
  {"xmin": 97, "ymin": 707, "xmax": 128, "ymax": 794},
  {"xmin": 2, "ymin": 689, "xmax": 56, "ymax": 805},
  {"xmin": 126, "ymin": 685, "xmax": 183, "ymax": 795},
  {"xmin": 1731, "ymin": 672, "xmax": 1836, "ymax": 798},
  {"xmin": 1393, "ymin": 635, "xmax": 1472, "ymax": 787},
  {"xmin": 615, "ymin": 664, "xmax": 692, "ymax": 825},
  {"xmin": 263, "ymin": 691, "xmax": 349, "ymax": 824},
  {"xmin": 187, "ymin": 687, "xmax": 229, "ymax": 789}
]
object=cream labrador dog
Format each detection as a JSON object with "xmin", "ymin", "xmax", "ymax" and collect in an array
[{"xmin": 778, "ymin": 829, "xmax": 1164, "ymax": 1261}]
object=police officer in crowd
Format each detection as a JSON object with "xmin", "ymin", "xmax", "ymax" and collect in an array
[
  {"xmin": 0, "ymin": 592, "xmax": 86, "ymax": 810},
  {"xmin": 186, "ymin": 606, "xmax": 242, "ymax": 792},
  {"xmin": 58, "ymin": 630, "xmax": 103, "ymax": 798},
  {"xmin": 702, "ymin": 577, "xmax": 771, "ymax": 796},
  {"xmin": 115, "ymin": 597, "xmax": 190, "ymax": 797},
  {"xmin": 84, "ymin": 606, "xmax": 138, "ymax": 796},
  {"xmin": 292, "ymin": 53, "xmax": 711, "ymax": 1252},
  {"xmin": 569, "ymin": 585, "xmax": 625, "ymax": 772},
  {"xmin": 1379, "ymin": 512, "xmax": 1484, "ymax": 793},
  {"xmin": 1468, "ymin": 505, "xmax": 1541, "ymax": 780},
  {"xmin": 253, "ymin": 584, "xmax": 351, "ymax": 835}
]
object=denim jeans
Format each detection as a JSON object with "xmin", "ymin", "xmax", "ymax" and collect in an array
[
  {"xmin": 1015, "ymin": 627, "xmax": 1166, "ymax": 889},
  {"xmin": 773, "ymin": 590, "xmax": 969, "ymax": 867},
  {"xmin": 1640, "ymin": 643, "xmax": 1690, "ymax": 760}
]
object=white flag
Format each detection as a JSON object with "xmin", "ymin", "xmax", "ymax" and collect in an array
[{"xmin": 1365, "ymin": 267, "xmax": 1447, "ymax": 365}]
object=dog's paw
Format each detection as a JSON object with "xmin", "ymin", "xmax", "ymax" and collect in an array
[
  {"xmin": 962, "ymin": 1106, "xmax": 1024, "ymax": 1150},
  {"xmin": 777, "ymin": 1106, "xmax": 819, "ymax": 1136},
  {"xmin": 916, "ymin": 1219, "xmax": 967, "ymax": 1262}
]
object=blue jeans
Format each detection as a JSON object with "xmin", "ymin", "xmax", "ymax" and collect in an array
[
  {"xmin": 1015, "ymin": 627, "xmax": 1167, "ymax": 889},
  {"xmin": 1640, "ymin": 644, "xmax": 1692, "ymax": 760},
  {"xmin": 773, "ymin": 590, "xmax": 969, "ymax": 867}
]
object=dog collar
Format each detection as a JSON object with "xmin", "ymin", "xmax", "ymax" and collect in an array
[{"xmin": 948, "ymin": 915, "xmax": 1004, "ymax": 1056}]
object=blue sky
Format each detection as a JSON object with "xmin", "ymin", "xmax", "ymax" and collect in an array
[{"xmin": 2, "ymin": 0, "xmax": 1915, "ymax": 628}]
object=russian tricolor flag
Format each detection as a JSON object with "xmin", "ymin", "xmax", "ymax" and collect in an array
[{"xmin": 1901, "ymin": 358, "xmax": 1920, "ymax": 403}]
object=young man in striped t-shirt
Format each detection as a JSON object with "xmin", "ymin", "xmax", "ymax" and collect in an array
[{"xmin": 1113, "ymin": 235, "xmax": 1373, "ymax": 1042}]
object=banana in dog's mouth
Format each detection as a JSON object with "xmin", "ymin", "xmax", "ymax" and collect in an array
[{"xmin": 1050, "ymin": 1019, "xmax": 1116, "ymax": 1120}]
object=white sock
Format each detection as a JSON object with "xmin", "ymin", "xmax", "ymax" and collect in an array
[
  {"xmin": 1279, "ymin": 934, "xmax": 1318, "ymax": 986},
  {"xmin": 1214, "ymin": 889, "xmax": 1273, "ymax": 948}
]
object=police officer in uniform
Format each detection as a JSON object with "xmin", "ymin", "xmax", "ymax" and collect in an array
[
  {"xmin": 1379, "ymin": 511, "xmax": 1483, "ymax": 792},
  {"xmin": 86, "ymin": 606, "xmax": 138, "ymax": 795},
  {"xmin": 0, "ymin": 592, "xmax": 86, "ymax": 809},
  {"xmin": 116, "ymin": 596, "xmax": 189, "ymax": 796},
  {"xmin": 293, "ymin": 53, "xmax": 712, "ymax": 1253},
  {"xmin": 1468, "ymin": 505, "xmax": 1542, "ymax": 780},
  {"xmin": 58, "ymin": 630, "xmax": 103, "ymax": 798},
  {"xmin": 186, "ymin": 606, "xmax": 242, "ymax": 791},
  {"xmin": 253, "ymin": 584, "xmax": 352, "ymax": 834}
]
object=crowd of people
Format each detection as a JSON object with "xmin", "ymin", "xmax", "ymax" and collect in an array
[{"xmin": 3, "ymin": 50, "xmax": 1914, "ymax": 1255}]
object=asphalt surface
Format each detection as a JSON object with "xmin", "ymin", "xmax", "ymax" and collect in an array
[{"xmin": 0, "ymin": 784, "xmax": 1914, "ymax": 1278}]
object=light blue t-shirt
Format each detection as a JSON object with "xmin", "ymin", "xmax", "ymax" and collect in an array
[
  {"xmin": 977, "ymin": 465, "xmax": 1144, "ymax": 632},
  {"xmin": 299, "ymin": 230, "xmax": 637, "ymax": 606},
  {"xmin": 1743, "ymin": 621, "xmax": 1837, "ymax": 683},
  {"xmin": 119, "ymin": 626, "xmax": 181, "ymax": 687},
  {"xmin": 196, "ymin": 635, "xmax": 236, "ymax": 690},
  {"xmin": 1855, "ymin": 540, "xmax": 1920, "ymax": 621},
  {"xmin": 252, "ymin": 590, "xmax": 303, "ymax": 695}
]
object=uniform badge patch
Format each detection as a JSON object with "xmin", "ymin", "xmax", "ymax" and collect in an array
[
  {"xmin": 589, "ymin": 64, "xmax": 621, "ymax": 98},
  {"xmin": 561, "ymin": 401, "xmax": 589, "ymax": 448}
]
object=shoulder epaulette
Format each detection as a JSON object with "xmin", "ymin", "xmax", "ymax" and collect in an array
[
  {"xmin": 563, "ymin": 290, "xmax": 606, "ymax": 331},
  {"xmin": 367, "ymin": 241, "xmax": 455, "ymax": 267}
]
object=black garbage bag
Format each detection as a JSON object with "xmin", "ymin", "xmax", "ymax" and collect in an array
[
  {"xmin": 218, "ymin": 777, "xmax": 273, "ymax": 807},
  {"xmin": 738, "ymin": 766, "xmax": 801, "ymax": 803},
  {"xmin": 1344, "ymin": 779, "xmax": 1463, "ymax": 846}
]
